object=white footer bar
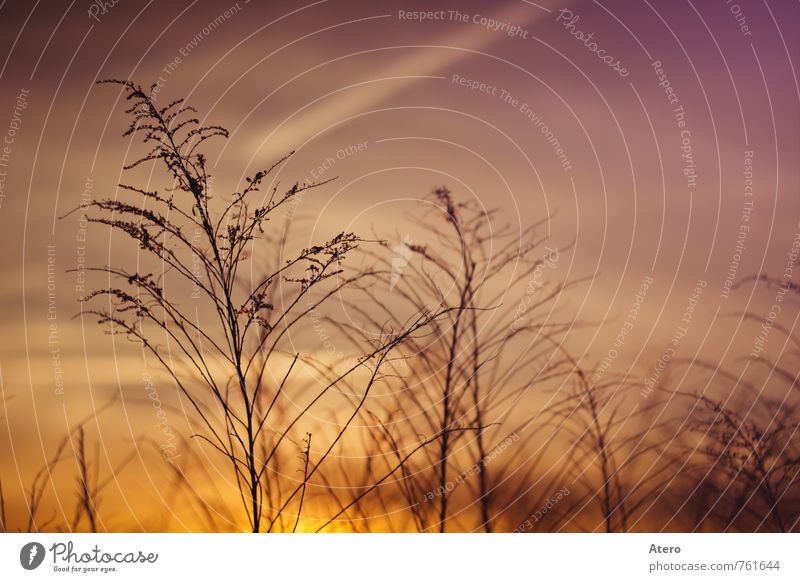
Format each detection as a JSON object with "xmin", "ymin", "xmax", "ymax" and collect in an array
[{"xmin": 1, "ymin": 533, "xmax": 796, "ymax": 581}]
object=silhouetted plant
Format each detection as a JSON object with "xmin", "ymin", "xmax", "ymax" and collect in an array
[
  {"xmin": 545, "ymin": 361, "xmax": 676, "ymax": 533},
  {"xmin": 685, "ymin": 392, "xmax": 799, "ymax": 532},
  {"xmin": 341, "ymin": 187, "xmax": 578, "ymax": 532},
  {"xmin": 678, "ymin": 275, "xmax": 800, "ymax": 532},
  {"xmin": 0, "ymin": 399, "xmax": 129, "ymax": 532},
  {"xmin": 75, "ymin": 80, "xmax": 442, "ymax": 532}
]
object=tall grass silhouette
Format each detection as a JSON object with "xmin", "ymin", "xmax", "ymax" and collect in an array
[
  {"xmin": 3, "ymin": 81, "xmax": 796, "ymax": 534},
  {"xmin": 69, "ymin": 80, "xmax": 447, "ymax": 532}
]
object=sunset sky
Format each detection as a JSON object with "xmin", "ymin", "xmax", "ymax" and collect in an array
[{"xmin": 0, "ymin": 0, "xmax": 798, "ymax": 532}]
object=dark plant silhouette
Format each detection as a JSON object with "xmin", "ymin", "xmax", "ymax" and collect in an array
[
  {"xmin": 680, "ymin": 390, "xmax": 799, "ymax": 532},
  {"xmin": 677, "ymin": 276, "xmax": 800, "ymax": 532},
  {"xmin": 9, "ymin": 80, "xmax": 790, "ymax": 534},
  {"xmin": 73, "ymin": 80, "xmax": 444, "ymax": 532},
  {"xmin": 338, "ymin": 187, "xmax": 578, "ymax": 532},
  {"xmin": 0, "ymin": 399, "xmax": 131, "ymax": 532},
  {"xmin": 545, "ymin": 361, "xmax": 677, "ymax": 533}
]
